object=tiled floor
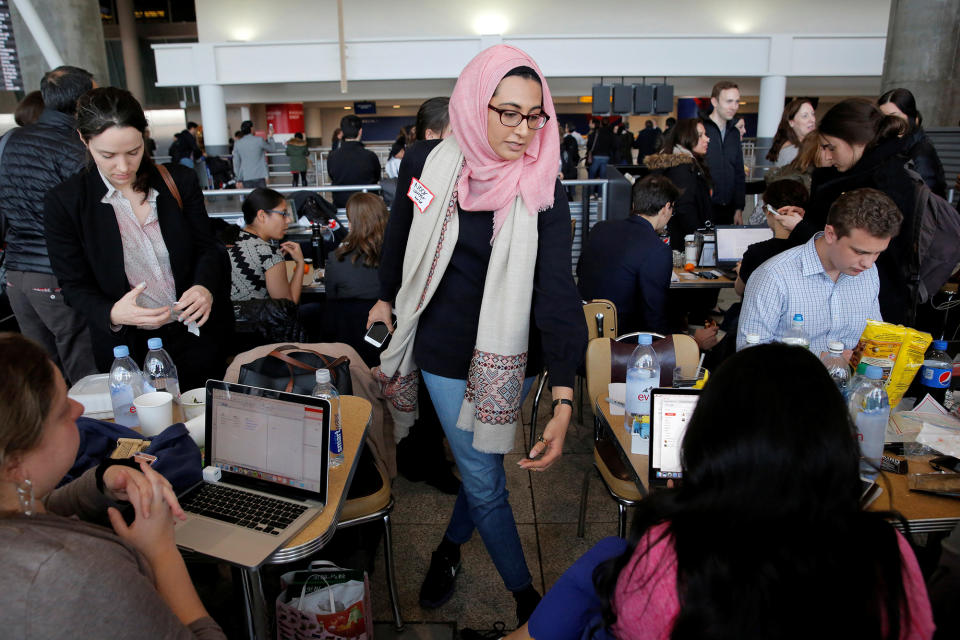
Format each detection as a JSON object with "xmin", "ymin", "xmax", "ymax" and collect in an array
[{"xmin": 369, "ymin": 386, "xmax": 620, "ymax": 638}]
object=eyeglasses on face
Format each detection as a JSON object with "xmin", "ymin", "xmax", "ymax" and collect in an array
[
  {"xmin": 265, "ymin": 209, "xmax": 293, "ymax": 220},
  {"xmin": 487, "ymin": 104, "xmax": 550, "ymax": 130}
]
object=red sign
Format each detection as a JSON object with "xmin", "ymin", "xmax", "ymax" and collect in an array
[{"xmin": 265, "ymin": 103, "xmax": 305, "ymax": 134}]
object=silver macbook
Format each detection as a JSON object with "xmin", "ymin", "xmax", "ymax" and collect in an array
[
  {"xmin": 174, "ymin": 380, "xmax": 330, "ymax": 568},
  {"xmin": 715, "ymin": 225, "xmax": 774, "ymax": 267}
]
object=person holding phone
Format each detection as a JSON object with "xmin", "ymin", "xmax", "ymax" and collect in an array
[{"xmin": 368, "ymin": 45, "xmax": 587, "ymax": 625}]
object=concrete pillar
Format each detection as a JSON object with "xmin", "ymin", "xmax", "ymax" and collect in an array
[
  {"xmin": 882, "ymin": 0, "xmax": 960, "ymax": 127},
  {"xmin": 9, "ymin": 0, "xmax": 107, "ymax": 95},
  {"xmin": 757, "ymin": 75, "xmax": 786, "ymax": 141},
  {"xmin": 304, "ymin": 106, "xmax": 323, "ymax": 146},
  {"xmin": 198, "ymin": 84, "xmax": 229, "ymax": 155},
  {"xmin": 115, "ymin": 0, "xmax": 144, "ymax": 104},
  {"xmin": 240, "ymin": 105, "xmax": 251, "ymax": 123}
]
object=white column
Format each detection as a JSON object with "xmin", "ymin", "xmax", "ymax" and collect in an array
[
  {"xmin": 116, "ymin": 0, "xmax": 144, "ymax": 103},
  {"xmin": 198, "ymin": 84, "xmax": 229, "ymax": 155},
  {"xmin": 756, "ymin": 75, "xmax": 787, "ymax": 140},
  {"xmin": 240, "ymin": 105, "xmax": 251, "ymax": 122}
]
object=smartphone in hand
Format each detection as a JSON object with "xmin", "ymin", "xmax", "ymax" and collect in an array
[{"xmin": 364, "ymin": 321, "xmax": 391, "ymax": 348}]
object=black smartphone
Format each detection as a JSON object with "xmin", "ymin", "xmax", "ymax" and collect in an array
[
  {"xmin": 697, "ymin": 271, "xmax": 719, "ymax": 279},
  {"xmin": 929, "ymin": 455, "xmax": 960, "ymax": 473},
  {"xmin": 364, "ymin": 322, "xmax": 391, "ymax": 348}
]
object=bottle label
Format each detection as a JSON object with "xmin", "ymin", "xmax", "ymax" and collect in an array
[
  {"xmin": 330, "ymin": 426, "xmax": 343, "ymax": 454},
  {"xmin": 921, "ymin": 366, "xmax": 952, "ymax": 389}
]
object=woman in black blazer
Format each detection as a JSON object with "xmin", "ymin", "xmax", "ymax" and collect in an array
[{"xmin": 44, "ymin": 88, "xmax": 232, "ymax": 389}]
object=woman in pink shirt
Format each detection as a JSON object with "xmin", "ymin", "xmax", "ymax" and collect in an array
[{"xmin": 508, "ymin": 343, "xmax": 934, "ymax": 640}]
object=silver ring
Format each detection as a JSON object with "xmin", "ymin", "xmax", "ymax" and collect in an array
[{"xmin": 537, "ymin": 434, "xmax": 546, "ymax": 443}]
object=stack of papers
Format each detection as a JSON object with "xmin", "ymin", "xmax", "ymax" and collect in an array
[{"xmin": 889, "ymin": 394, "xmax": 960, "ymax": 457}]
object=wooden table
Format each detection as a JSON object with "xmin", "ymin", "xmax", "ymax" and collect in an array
[
  {"xmin": 237, "ymin": 395, "xmax": 371, "ymax": 640},
  {"xmin": 670, "ymin": 268, "xmax": 735, "ymax": 289},
  {"xmin": 285, "ymin": 260, "xmax": 325, "ymax": 291},
  {"xmin": 595, "ymin": 394, "xmax": 960, "ymax": 533}
]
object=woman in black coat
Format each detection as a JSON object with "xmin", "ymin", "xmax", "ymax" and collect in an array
[
  {"xmin": 44, "ymin": 88, "xmax": 232, "ymax": 389},
  {"xmin": 791, "ymin": 98, "xmax": 917, "ymax": 324},
  {"xmin": 643, "ymin": 118, "xmax": 713, "ymax": 251},
  {"xmin": 878, "ymin": 88, "xmax": 947, "ymax": 197}
]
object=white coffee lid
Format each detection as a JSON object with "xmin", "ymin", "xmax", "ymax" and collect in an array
[{"xmin": 828, "ymin": 341, "xmax": 844, "ymax": 352}]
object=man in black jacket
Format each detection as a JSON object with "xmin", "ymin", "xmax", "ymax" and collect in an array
[
  {"xmin": 0, "ymin": 66, "xmax": 97, "ymax": 383},
  {"xmin": 327, "ymin": 114, "xmax": 381, "ymax": 208},
  {"xmin": 703, "ymin": 81, "xmax": 745, "ymax": 225}
]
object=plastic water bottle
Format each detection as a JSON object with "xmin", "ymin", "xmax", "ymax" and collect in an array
[
  {"xmin": 109, "ymin": 345, "xmax": 144, "ymax": 428},
  {"xmin": 313, "ymin": 369, "xmax": 344, "ymax": 468},
  {"xmin": 820, "ymin": 341, "xmax": 850, "ymax": 395},
  {"xmin": 848, "ymin": 365, "xmax": 889, "ymax": 478},
  {"xmin": 781, "ymin": 313, "xmax": 810, "ymax": 349},
  {"xmin": 845, "ymin": 362, "xmax": 869, "ymax": 401},
  {"xmin": 142, "ymin": 337, "xmax": 181, "ymax": 402},
  {"xmin": 624, "ymin": 334, "xmax": 660, "ymax": 437},
  {"xmin": 744, "ymin": 333, "xmax": 761, "ymax": 347},
  {"xmin": 919, "ymin": 340, "xmax": 952, "ymax": 407}
]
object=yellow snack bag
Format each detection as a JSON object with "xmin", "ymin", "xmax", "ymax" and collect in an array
[{"xmin": 851, "ymin": 320, "xmax": 931, "ymax": 407}]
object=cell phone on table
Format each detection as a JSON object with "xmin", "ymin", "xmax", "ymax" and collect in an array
[
  {"xmin": 929, "ymin": 455, "xmax": 960, "ymax": 473},
  {"xmin": 364, "ymin": 322, "xmax": 391, "ymax": 348}
]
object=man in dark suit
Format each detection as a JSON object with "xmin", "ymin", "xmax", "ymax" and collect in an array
[
  {"xmin": 327, "ymin": 114, "xmax": 381, "ymax": 208},
  {"xmin": 577, "ymin": 175, "xmax": 679, "ymax": 334}
]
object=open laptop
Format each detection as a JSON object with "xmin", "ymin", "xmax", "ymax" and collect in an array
[
  {"xmin": 173, "ymin": 380, "xmax": 330, "ymax": 567},
  {"xmin": 648, "ymin": 388, "xmax": 701, "ymax": 489},
  {"xmin": 714, "ymin": 225, "xmax": 774, "ymax": 273}
]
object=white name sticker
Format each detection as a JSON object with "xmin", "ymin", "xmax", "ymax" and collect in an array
[{"xmin": 407, "ymin": 178, "xmax": 435, "ymax": 213}]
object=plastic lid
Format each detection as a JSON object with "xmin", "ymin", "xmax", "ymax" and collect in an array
[
  {"xmin": 637, "ymin": 334, "xmax": 653, "ymax": 345},
  {"xmin": 147, "ymin": 337, "xmax": 163, "ymax": 350},
  {"xmin": 684, "ymin": 234, "xmax": 695, "ymax": 241},
  {"xmin": 792, "ymin": 313, "xmax": 804, "ymax": 323},
  {"xmin": 745, "ymin": 333, "xmax": 760, "ymax": 344},
  {"xmin": 933, "ymin": 340, "xmax": 948, "ymax": 350},
  {"xmin": 315, "ymin": 369, "xmax": 331, "ymax": 383},
  {"xmin": 828, "ymin": 341, "xmax": 844, "ymax": 352},
  {"xmin": 856, "ymin": 362, "xmax": 868, "ymax": 374},
  {"xmin": 113, "ymin": 345, "xmax": 130, "ymax": 358},
  {"xmin": 865, "ymin": 365, "xmax": 883, "ymax": 380}
]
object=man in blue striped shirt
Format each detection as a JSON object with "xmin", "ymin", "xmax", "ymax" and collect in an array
[{"xmin": 737, "ymin": 188, "xmax": 903, "ymax": 355}]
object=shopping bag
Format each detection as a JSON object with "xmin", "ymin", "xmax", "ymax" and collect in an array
[{"xmin": 276, "ymin": 561, "xmax": 372, "ymax": 640}]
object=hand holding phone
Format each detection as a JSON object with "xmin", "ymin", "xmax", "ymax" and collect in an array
[{"xmin": 364, "ymin": 321, "xmax": 391, "ymax": 348}]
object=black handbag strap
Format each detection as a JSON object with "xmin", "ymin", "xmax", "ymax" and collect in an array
[{"xmin": 266, "ymin": 346, "xmax": 349, "ymax": 393}]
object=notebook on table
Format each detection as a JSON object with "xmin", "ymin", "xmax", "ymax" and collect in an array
[
  {"xmin": 648, "ymin": 388, "xmax": 701, "ymax": 489},
  {"xmin": 714, "ymin": 225, "xmax": 774, "ymax": 272},
  {"xmin": 173, "ymin": 380, "xmax": 330, "ymax": 568}
]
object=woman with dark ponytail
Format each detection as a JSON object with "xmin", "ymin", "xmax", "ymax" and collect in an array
[
  {"xmin": 791, "ymin": 98, "xmax": 919, "ymax": 323},
  {"xmin": 878, "ymin": 88, "xmax": 947, "ymax": 197},
  {"xmin": 44, "ymin": 87, "xmax": 233, "ymax": 389},
  {"xmin": 507, "ymin": 345, "xmax": 934, "ymax": 640}
]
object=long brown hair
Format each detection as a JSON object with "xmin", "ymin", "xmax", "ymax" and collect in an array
[
  {"xmin": 818, "ymin": 98, "xmax": 905, "ymax": 152},
  {"xmin": 0, "ymin": 334, "xmax": 56, "ymax": 471},
  {"xmin": 335, "ymin": 193, "xmax": 388, "ymax": 267},
  {"xmin": 766, "ymin": 98, "xmax": 814, "ymax": 162}
]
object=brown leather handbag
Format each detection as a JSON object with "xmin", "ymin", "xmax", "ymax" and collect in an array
[{"xmin": 238, "ymin": 345, "xmax": 352, "ymax": 395}]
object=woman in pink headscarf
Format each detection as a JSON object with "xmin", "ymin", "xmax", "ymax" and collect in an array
[{"xmin": 369, "ymin": 45, "xmax": 587, "ymax": 623}]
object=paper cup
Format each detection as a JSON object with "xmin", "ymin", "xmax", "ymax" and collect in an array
[
  {"xmin": 134, "ymin": 391, "xmax": 173, "ymax": 436},
  {"xmin": 181, "ymin": 387, "xmax": 206, "ymax": 421}
]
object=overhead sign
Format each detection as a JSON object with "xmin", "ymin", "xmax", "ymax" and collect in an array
[
  {"xmin": 353, "ymin": 101, "xmax": 376, "ymax": 115},
  {"xmin": 0, "ymin": 1, "xmax": 23, "ymax": 91}
]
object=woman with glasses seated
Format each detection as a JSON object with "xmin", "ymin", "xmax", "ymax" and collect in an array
[
  {"xmin": 44, "ymin": 87, "xmax": 232, "ymax": 390},
  {"xmin": 227, "ymin": 188, "xmax": 312, "ymax": 341},
  {"xmin": 368, "ymin": 45, "xmax": 587, "ymax": 626},
  {"xmin": 0, "ymin": 332, "xmax": 226, "ymax": 639},
  {"xmin": 500, "ymin": 344, "xmax": 934, "ymax": 640}
]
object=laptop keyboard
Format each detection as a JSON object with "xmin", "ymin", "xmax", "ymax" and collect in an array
[{"xmin": 180, "ymin": 483, "xmax": 308, "ymax": 536}]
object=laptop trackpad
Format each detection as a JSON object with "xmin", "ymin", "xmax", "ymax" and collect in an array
[{"xmin": 176, "ymin": 516, "xmax": 286, "ymax": 568}]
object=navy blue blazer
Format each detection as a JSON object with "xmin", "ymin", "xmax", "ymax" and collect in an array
[{"xmin": 577, "ymin": 216, "xmax": 673, "ymax": 334}]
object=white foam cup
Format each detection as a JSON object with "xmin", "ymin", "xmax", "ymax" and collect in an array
[{"xmin": 133, "ymin": 391, "xmax": 173, "ymax": 436}]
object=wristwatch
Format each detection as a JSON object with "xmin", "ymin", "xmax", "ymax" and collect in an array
[{"xmin": 552, "ymin": 398, "xmax": 574, "ymax": 411}]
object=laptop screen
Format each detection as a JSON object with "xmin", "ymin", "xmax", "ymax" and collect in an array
[
  {"xmin": 715, "ymin": 226, "xmax": 773, "ymax": 263},
  {"xmin": 649, "ymin": 388, "xmax": 701, "ymax": 486},
  {"xmin": 206, "ymin": 382, "xmax": 330, "ymax": 500}
]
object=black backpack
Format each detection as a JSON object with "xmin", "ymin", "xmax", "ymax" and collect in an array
[
  {"xmin": 561, "ymin": 134, "xmax": 580, "ymax": 167},
  {"xmin": 167, "ymin": 137, "xmax": 182, "ymax": 162},
  {"xmin": 905, "ymin": 163, "xmax": 960, "ymax": 323}
]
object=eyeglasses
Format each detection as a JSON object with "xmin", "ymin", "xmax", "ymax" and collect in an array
[
  {"xmin": 265, "ymin": 209, "xmax": 293, "ymax": 221},
  {"xmin": 487, "ymin": 105, "xmax": 550, "ymax": 130}
]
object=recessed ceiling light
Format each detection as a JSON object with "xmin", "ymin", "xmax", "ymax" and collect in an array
[
  {"xmin": 343, "ymin": 106, "xmax": 351, "ymax": 110},
  {"xmin": 392, "ymin": 105, "xmax": 400, "ymax": 108}
]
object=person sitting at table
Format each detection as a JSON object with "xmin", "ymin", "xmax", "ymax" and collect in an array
[
  {"xmin": 324, "ymin": 192, "xmax": 389, "ymax": 367},
  {"xmin": 0, "ymin": 332, "xmax": 226, "ymax": 639},
  {"xmin": 737, "ymin": 188, "xmax": 901, "ymax": 354},
  {"xmin": 495, "ymin": 343, "xmax": 934, "ymax": 640},
  {"xmin": 733, "ymin": 179, "xmax": 809, "ymax": 296},
  {"xmin": 227, "ymin": 187, "xmax": 308, "ymax": 342}
]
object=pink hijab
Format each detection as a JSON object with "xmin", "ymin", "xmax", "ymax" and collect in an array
[{"xmin": 449, "ymin": 44, "xmax": 560, "ymax": 239}]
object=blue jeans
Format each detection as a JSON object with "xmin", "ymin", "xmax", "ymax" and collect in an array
[
  {"xmin": 178, "ymin": 157, "xmax": 195, "ymax": 168},
  {"xmin": 588, "ymin": 154, "xmax": 609, "ymax": 196},
  {"xmin": 421, "ymin": 370, "xmax": 536, "ymax": 592}
]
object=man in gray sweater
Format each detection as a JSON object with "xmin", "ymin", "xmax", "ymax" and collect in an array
[{"xmin": 233, "ymin": 120, "xmax": 271, "ymax": 189}]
